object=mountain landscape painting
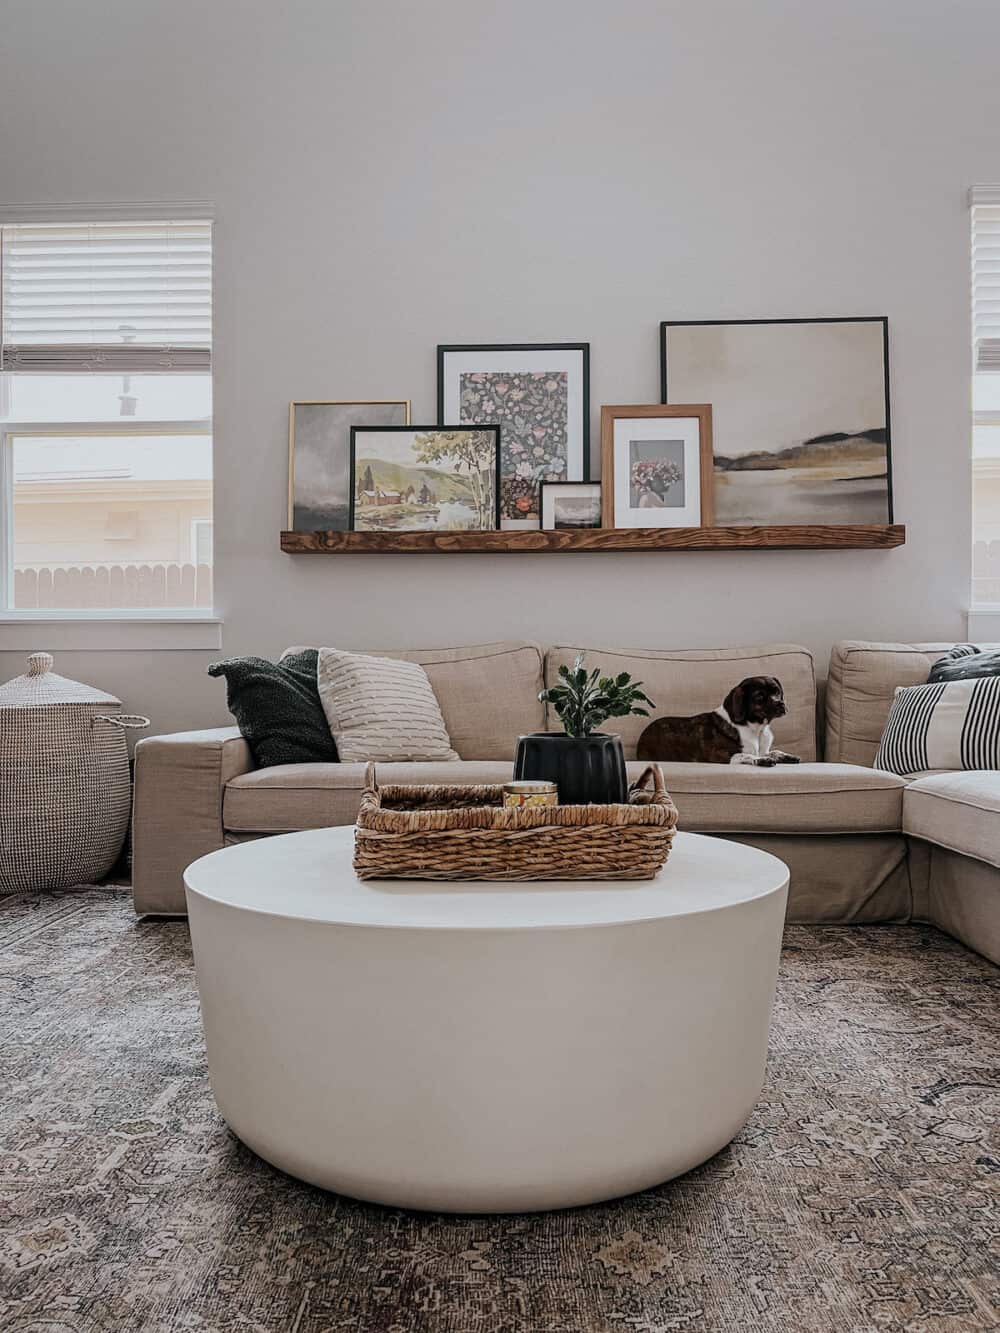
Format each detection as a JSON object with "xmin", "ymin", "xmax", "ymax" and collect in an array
[
  {"xmin": 661, "ymin": 318, "xmax": 892, "ymax": 525},
  {"xmin": 350, "ymin": 427, "xmax": 500, "ymax": 532}
]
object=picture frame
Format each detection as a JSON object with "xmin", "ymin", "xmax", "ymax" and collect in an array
[
  {"xmin": 437, "ymin": 342, "xmax": 590, "ymax": 530},
  {"xmin": 600, "ymin": 404, "xmax": 714, "ymax": 529},
  {"xmin": 660, "ymin": 317, "xmax": 892, "ymax": 526},
  {"xmin": 349, "ymin": 425, "xmax": 501, "ymax": 532},
  {"xmin": 287, "ymin": 399, "xmax": 410, "ymax": 531},
  {"xmin": 539, "ymin": 481, "xmax": 602, "ymax": 531}
]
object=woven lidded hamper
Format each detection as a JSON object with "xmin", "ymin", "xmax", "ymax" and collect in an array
[
  {"xmin": 0, "ymin": 653, "xmax": 148, "ymax": 894},
  {"xmin": 354, "ymin": 762, "xmax": 678, "ymax": 881}
]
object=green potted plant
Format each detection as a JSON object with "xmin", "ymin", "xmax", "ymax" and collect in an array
[{"xmin": 515, "ymin": 655, "xmax": 654, "ymax": 805}]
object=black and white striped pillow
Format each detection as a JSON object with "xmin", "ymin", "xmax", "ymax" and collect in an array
[{"xmin": 874, "ymin": 676, "xmax": 1000, "ymax": 776}]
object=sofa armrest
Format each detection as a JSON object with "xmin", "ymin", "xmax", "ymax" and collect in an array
[{"xmin": 131, "ymin": 727, "xmax": 253, "ymax": 915}]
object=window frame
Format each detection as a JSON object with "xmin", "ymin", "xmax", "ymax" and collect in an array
[
  {"xmin": 0, "ymin": 201, "xmax": 218, "ymax": 644},
  {"xmin": 971, "ymin": 188, "xmax": 1000, "ymax": 630}
]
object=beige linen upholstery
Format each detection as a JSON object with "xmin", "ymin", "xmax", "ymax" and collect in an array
[
  {"xmin": 132, "ymin": 727, "xmax": 252, "ymax": 915},
  {"xmin": 903, "ymin": 771, "xmax": 1000, "ymax": 870},
  {"xmin": 284, "ymin": 641, "xmax": 544, "ymax": 760},
  {"xmin": 223, "ymin": 759, "xmax": 902, "ymax": 836},
  {"xmin": 546, "ymin": 644, "xmax": 816, "ymax": 760},
  {"xmin": 825, "ymin": 642, "xmax": 963, "ymax": 766},
  {"xmin": 918, "ymin": 848, "xmax": 1000, "ymax": 965}
]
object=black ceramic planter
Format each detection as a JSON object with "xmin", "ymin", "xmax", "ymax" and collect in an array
[{"xmin": 514, "ymin": 732, "xmax": 628, "ymax": 806}]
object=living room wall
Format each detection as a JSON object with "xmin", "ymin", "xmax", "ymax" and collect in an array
[{"xmin": 2, "ymin": 0, "xmax": 998, "ymax": 736}]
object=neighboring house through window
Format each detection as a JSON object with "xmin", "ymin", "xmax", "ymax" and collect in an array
[{"xmin": 0, "ymin": 215, "xmax": 213, "ymax": 613}]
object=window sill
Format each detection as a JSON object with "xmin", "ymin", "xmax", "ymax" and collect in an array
[{"xmin": 0, "ymin": 612, "xmax": 222, "ymax": 652}]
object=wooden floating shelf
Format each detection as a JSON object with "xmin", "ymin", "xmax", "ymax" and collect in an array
[{"xmin": 281, "ymin": 524, "xmax": 906, "ymax": 554}]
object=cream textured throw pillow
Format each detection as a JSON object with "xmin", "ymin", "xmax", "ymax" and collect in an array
[{"xmin": 316, "ymin": 649, "xmax": 460, "ymax": 763}]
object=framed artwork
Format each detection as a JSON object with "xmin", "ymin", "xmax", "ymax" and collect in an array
[
  {"xmin": 539, "ymin": 481, "xmax": 602, "ymax": 531},
  {"xmin": 288, "ymin": 400, "xmax": 410, "ymax": 531},
  {"xmin": 349, "ymin": 426, "xmax": 501, "ymax": 532},
  {"xmin": 660, "ymin": 317, "xmax": 892, "ymax": 525},
  {"xmin": 600, "ymin": 404, "xmax": 714, "ymax": 529},
  {"xmin": 437, "ymin": 343, "xmax": 590, "ymax": 530}
]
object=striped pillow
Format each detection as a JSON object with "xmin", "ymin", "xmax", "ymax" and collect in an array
[{"xmin": 874, "ymin": 677, "xmax": 1000, "ymax": 776}]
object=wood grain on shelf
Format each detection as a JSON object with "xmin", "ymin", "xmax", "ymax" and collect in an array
[{"xmin": 280, "ymin": 525, "xmax": 906, "ymax": 554}]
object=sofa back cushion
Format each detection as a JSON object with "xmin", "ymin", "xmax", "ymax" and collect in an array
[
  {"xmin": 545, "ymin": 643, "xmax": 817, "ymax": 760},
  {"xmin": 825, "ymin": 642, "xmax": 972, "ymax": 766},
  {"xmin": 283, "ymin": 641, "xmax": 544, "ymax": 760}
]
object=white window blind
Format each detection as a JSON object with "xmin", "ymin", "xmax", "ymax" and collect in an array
[
  {"xmin": 972, "ymin": 187, "xmax": 1000, "ymax": 373},
  {"xmin": 0, "ymin": 220, "xmax": 211, "ymax": 372}
]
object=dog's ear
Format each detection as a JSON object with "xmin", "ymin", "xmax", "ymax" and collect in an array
[{"xmin": 723, "ymin": 680, "xmax": 748, "ymax": 724}]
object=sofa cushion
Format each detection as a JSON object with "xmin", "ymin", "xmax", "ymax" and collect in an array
[
  {"xmin": 825, "ymin": 641, "xmax": 999, "ymax": 766},
  {"xmin": 283, "ymin": 641, "xmax": 543, "ymax": 761},
  {"xmin": 224, "ymin": 758, "xmax": 902, "ymax": 836},
  {"xmin": 546, "ymin": 644, "xmax": 816, "ymax": 760},
  {"xmin": 316, "ymin": 649, "xmax": 460, "ymax": 762},
  {"xmin": 903, "ymin": 771, "xmax": 1000, "ymax": 869}
]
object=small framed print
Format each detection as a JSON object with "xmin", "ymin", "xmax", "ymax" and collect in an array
[
  {"xmin": 349, "ymin": 426, "xmax": 501, "ymax": 532},
  {"xmin": 288, "ymin": 399, "xmax": 410, "ymax": 531},
  {"xmin": 437, "ymin": 342, "xmax": 590, "ymax": 530},
  {"xmin": 600, "ymin": 404, "xmax": 714, "ymax": 529},
  {"xmin": 539, "ymin": 481, "xmax": 602, "ymax": 531}
]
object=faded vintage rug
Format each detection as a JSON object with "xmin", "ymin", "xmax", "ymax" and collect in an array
[{"xmin": 0, "ymin": 887, "xmax": 997, "ymax": 1333}]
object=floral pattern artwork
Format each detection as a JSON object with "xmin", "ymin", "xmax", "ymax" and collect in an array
[{"xmin": 459, "ymin": 371, "xmax": 569, "ymax": 522}]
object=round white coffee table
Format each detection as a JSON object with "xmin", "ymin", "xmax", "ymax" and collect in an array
[{"xmin": 185, "ymin": 826, "xmax": 788, "ymax": 1213}]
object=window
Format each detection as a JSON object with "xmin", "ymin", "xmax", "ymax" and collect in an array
[
  {"xmin": 972, "ymin": 188, "xmax": 1000, "ymax": 607},
  {"xmin": 0, "ymin": 217, "xmax": 212, "ymax": 614}
]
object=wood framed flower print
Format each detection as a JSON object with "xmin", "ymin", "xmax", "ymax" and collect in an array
[
  {"xmin": 437, "ymin": 343, "xmax": 590, "ymax": 529},
  {"xmin": 349, "ymin": 426, "xmax": 501, "ymax": 532},
  {"xmin": 600, "ymin": 404, "xmax": 714, "ymax": 529}
]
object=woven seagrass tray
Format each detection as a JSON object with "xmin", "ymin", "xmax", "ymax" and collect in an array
[{"xmin": 353, "ymin": 761, "xmax": 678, "ymax": 881}]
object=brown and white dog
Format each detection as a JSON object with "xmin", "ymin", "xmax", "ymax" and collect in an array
[{"xmin": 636, "ymin": 676, "xmax": 801, "ymax": 767}]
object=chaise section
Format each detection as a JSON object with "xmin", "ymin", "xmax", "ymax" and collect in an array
[{"xmin": 132, "ymin": 727, "xmax": 253, "ymax": 915}]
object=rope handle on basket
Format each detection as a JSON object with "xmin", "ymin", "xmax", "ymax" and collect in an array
[
  {"xmin": 93, "ymin": 714, "xmax": 151, "ymax": 729},
  {"xmin": 628, "ymin": 764, "xmax": 667, "ymax": 804}
]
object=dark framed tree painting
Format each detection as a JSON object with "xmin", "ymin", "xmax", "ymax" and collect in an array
[
  {"xmin": 438, "ymin": 343, "xmax": 590, "ymax": 529},
  {"xmin": 660, "ymin": 317, "xmax": 892, "ymax": 525}
]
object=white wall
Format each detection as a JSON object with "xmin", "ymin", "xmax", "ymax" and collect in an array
[{"xmin": 2, "ymin": 0, "xmax": 998, "ymax": 735}]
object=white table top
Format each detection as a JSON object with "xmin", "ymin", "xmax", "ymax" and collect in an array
[{"xmin": 184, "ymin": 827, "xmax": 788, "ymax": 931}]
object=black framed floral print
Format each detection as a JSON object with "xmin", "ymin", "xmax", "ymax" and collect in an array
[{"xmin": 438, "ymin": 343, "xmax": 590, "ymax": 529}]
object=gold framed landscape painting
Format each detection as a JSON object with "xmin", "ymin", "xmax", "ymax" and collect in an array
[
  {"xmin": 350, "ymin": 426, "xmax": 501, "ymax": 532},
  {"xmin": 660, "ymin": 318, "xmax": 892, "ymax": 525},
  {"xmin": 288, "ymin": 400, "xmax": 410, "ymax": 531}
]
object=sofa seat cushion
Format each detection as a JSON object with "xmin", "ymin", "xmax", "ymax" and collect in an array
[
  {"xmin": 649, "ymin": 762, "xmax": 905, "ymax": 834},
  {"xmin": 225, "ymin": 761, "xmax": 516, "ymax": 832},
  {"xmin": 546, "ymin": 643, "xmax": 817, "ymax": 760},
  {"xmin": 903, "ymin": 771, "xmax": 1000, "ymax": 869},
  {"xmin": 224, "ymin": 758, "xmax": 904, "ymax": 836}
]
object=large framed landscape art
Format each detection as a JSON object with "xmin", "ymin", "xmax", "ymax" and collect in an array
[
  {"xmin": 438, "ymin": 343, "xmax": 590, "ymax": 529},
  {"xmin": 288, "ymin": 400, "xmax": 410, "ymax": 531},
  {"xmin": 660, "ymin": 318, "xmax": 892, "ymax": 526},
  {"xmin": 349, "ymin": 426, "xmax": 501, "ymax": 532}
]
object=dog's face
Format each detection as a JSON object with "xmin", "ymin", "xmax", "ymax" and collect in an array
[{"xmin": 723, "ymin": 676, "xmax": 786, "ymax": 726}]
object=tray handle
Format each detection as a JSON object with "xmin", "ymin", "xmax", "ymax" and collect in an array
[
  {"xmin": 363, "ymin": 760, "xmax": 378, "ymax": 795},
  {"xmin": 628, "ymin": 764, "xmax": 666, "ymax": 805}
]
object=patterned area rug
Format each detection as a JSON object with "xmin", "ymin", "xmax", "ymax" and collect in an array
[{"xmin": 0, "ymin": 888, "xmax": 997, "ymax": 1333}]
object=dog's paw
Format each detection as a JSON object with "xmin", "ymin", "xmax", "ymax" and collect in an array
[
  {"xmin": 772, "ymin": 751, "xmax": 801, "ymax": 764},
  {"xmin": 753, "ymin": 755, "xmax": 777, "ymax": 767}
]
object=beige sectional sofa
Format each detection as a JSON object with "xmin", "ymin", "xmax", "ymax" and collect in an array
[{"xmin": 131, "ymin": 639, "xmax": 1000, "ymax": 964}]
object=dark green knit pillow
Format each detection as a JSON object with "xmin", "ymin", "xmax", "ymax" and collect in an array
[
  {"xmin": 928, "ymin": 645, "xmax": 1000, "ymax": 683},
  {"xmin": 207, "ymin": 650, "xmax": 338, "ymax": 767}
]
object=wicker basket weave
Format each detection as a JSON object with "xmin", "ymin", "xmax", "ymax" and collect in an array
[
  {"xmin": 353, "ymin": 761, "xmax": 678, "ymax": 881},
  {"xmin": 0, "ymin": 653, "xmax": 149, "ymax": 895}
]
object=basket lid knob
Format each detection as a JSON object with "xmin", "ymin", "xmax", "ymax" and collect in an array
[{"xmin": 27, "ymin": 652, "xmax": 54, "ymax": 676}]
